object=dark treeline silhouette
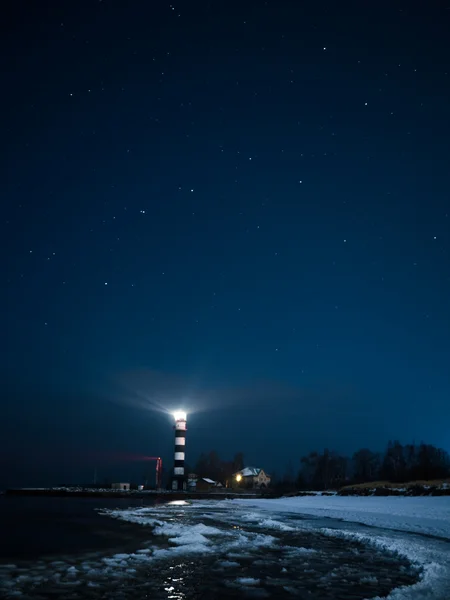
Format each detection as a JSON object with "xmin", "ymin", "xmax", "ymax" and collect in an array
[
  {"xmin": 191, "ymin": 442, "xmax": 450, "ymax": 492},
  {"xmin": 273, "ymin": 441, "xmax": 450, "ymax": 493},
  {"xmin": 194, "ymin": 451, "xmax": 245, "ymax": 484}
]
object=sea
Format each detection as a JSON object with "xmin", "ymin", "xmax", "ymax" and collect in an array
[
  {"xmin": 0, "ymin": 494, "xmax": 424, "ymax": 599},
  {"xmin": 0, "ymin": 495, "xmax": 158, "ymax": 560}
]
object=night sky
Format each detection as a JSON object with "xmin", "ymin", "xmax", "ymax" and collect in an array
[{"xmin": 2, "ymin": 1, "xmax": 450, "ymax": 488}]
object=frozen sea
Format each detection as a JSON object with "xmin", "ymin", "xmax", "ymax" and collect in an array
[{"xmin": 0, "ymin": 495, "xmax": 449, "ymax": 599}]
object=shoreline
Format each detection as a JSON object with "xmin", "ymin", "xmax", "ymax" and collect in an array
[
  {"xmin": 4, "ymin": 487, "xmax": 276, "ymax": 500},
  {"xmin": 5, "ymin": 479, "xmax": 449, "ymax": 499}
]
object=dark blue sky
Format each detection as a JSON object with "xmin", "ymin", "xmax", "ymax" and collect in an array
[{"xmin": 2, "ymin": 0, "xmax": 450, "ymax": 487}]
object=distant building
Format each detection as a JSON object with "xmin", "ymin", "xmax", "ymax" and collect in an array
[
  {"xmin": 187, "ymin": 474, "xmax": 223, "ymax": 491},
  {"xmin": 187, "ymin": 473, "xmax": 198, "ymax": 490},
  {"xmin": 233, "ymin": 467, "xmax": 271, "ymax": 489},
  {"xmin": 112, "ymin": 482, "xmax": 130, "ymax": 491}
]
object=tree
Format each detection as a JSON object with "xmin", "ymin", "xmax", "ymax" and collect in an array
[
  {"xmin": 194, "ymin": 450, "xmax": 246, "ymax": 485},
  {"xmin": 352, "ymin": 448, "xmax": 381, "ymax": 483},
  {"xmin": 380, "ymin": 440, "xmax": 407, "ymax": 482},
  {"xmin": 300, "ymin": 449, "xmax": 348, "ymax": 490},
  {"xmin": 300, "ymin": 451, "xmax": 319, "ymax": 487},
  {"xmin": 377, "ymin": 441, "xmax": 450, "ymax": 483},
  {"xmin": 195, "ymin": 452, "xmax": 209, "ymax": 477},
  {"xmin": 232, "ymin": 452, "xmax": 244, "ymax": 473},
  {"xmin": 284, "ymin": 459, "xmax": 295, "ymax": 484},
  {"xmin": 415, "ymin": 443, "xmax": 450, "ymax": 480},
  {"xmin": 207, "ymin": 450, "xmax": 221, "ymax": 480}
]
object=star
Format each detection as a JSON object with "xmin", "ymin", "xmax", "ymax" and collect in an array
[{"xmin": 4, "ymin": 0, "xmax": 450, "ymax": 491}]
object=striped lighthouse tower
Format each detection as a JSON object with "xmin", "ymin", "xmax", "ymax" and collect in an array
[{"xmin": 172, "ymin": 411, "xmax": 187, "ymax": 491}]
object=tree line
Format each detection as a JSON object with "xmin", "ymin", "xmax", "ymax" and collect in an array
[
  {"xmin": 277, "ymin": 441, "xmax": 450, "ymax": 492},
  {"xmin": 189, "ymin": 441, "xmax": 450, "ymax": 491},
  {"xmin": 193, "ymin": 450, "xmax": 245, "ymax": 484}
]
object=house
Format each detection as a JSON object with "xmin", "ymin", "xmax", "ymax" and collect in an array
[
  {"xmin": 187, "ymin": 473, "xmax": 198, "ymax": 491},
  {"xmin": 196, "ymin": 477, "xmax": 218, "ymax": 491},
  {"xmin": 188, "ymin": 474, "xmax": 224, "ymax": 491},
  {"xmin": 111, "ymin": 482, "xmax": 130, "ymax": 491},
  {"xmin": 233, "ymin": 467, "xmax": 271, "ymax": 489}
]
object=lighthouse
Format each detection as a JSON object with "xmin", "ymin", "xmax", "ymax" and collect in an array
[{"xmin": 172, "ymin": 410, "xmax": 187, "ymax": 491}]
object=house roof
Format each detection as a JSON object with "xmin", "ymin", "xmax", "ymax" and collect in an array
[
  {"xmin": 202, "ymin": 478, "xmax": 216, "ymax": 484},
  {"xmin": 236, "ymin": 467, "xmax": 266, "ymax": 477}
]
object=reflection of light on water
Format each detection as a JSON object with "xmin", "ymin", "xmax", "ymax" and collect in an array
[
  {"xmin": 164, "ymin": 573, "xmax": 185, "ymax": 599},
  {"xmin": 1, "ymin": 501, "xmax": 422, "ymax": 600},
  {"xmin": 167, "ymin": 500, "xmax": 189, "ymax": 506}
]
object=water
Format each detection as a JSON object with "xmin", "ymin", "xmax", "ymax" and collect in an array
[
  {"xmin": 0, "ymin": 496, "xmax": 159, "ymax": 559},
  {"xmin": 0, "ymin": 496, "xmax": 420, "ymax": 599}
]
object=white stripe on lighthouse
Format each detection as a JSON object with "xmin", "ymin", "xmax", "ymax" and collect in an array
[
  {"xmin": 175, "ymin": 452, "xmax": 185, "ymax": 461},
  {"xmin": 175, "ymin": 437, "xmax": 185, "ymax": 446},
  {"xmin": 174, "ymin": 467, "xmax": 184, "ymax": 475}
]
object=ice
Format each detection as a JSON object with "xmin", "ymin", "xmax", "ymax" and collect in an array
[
  {"xmin": 167, "ymin": 532, "xmax": 210, "ymax": 546},
  {"xmin": 233, "ymin": 496, "xmax": 450, "ymax": 539},
  {"xmin": 127, "ymin": 553, "xmax": 152, "ymax": 562},
  {"xmin": 2, "ymin": 496, "xmax": 448, "ymax": 599},
  {"xmin": 361, "ymin": 575, "xmax": 379, "ymax": 584},
  {"xmin": 318, "ymin": 526, "xmax": 449, "ymax": 600},
  {"xmin": 234, "ymin": 496, "xmax": 450, "ymax": 599},
  {"xmin": 100, "ymin": 508, "xmax": 163, "ymax": 527},
  {"xmin": 258, "ymin": 518, "xmax": 295, "ymax": 531},
  {"xmin": 239, "ymin": 512, "xmax": 264, "ymax": 522},
  {"xmin": 283, "ymin": 545, "xmax": 317, "ymax": 555},
  {"xmin": 236, "ymin": 577, "xmax": 260, "ymax": 585},
  {"xmin": 283, "ymin": 585, "xmax": 300, "ymax": 594},
  {"xmin": 153, "ymin": 520, "xmax": 223, "ymax": 539},
  {"xmin": 152, "ymin": 541, "xmax": 212, "ymax": 557},
  {"xmin": 102, "ymin": 557, "xmax": 122, "ymax": 566},
  {"xmin": 226, "ymin": 531, "xmax": 277, "ymax": 550},
  {"xmin": 216, "ymin": 560, "xmax": 240, "ymax": 568}
]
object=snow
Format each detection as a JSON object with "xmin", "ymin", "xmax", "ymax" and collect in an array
[
  {"xmin": 2, "ymin": 496, "xmax": 449, "ymax": 599},
  {"xmin": 240, "ymin": 467, "xmax": 260, "ymax": 476},
  {"xmin": 234, "ymin": 495, "xmax": 450, "ymax": 599},
  {"xmin": 233, "ymin": 496, "xmax": 450, "ymax": 539},
  {"xmin": 216, "ymin": 560, "xmax": 240, "ymax": 568},
  {"xmin": 236, "ymin": 577, "xmax": 260, "ymax": 585}
]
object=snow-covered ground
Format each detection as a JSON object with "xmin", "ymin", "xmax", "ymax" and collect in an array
[
  {"xmin": 234, "ymin": 496, "xmax": 450, "ymax": 539},
  {"xmin": 233, "ymin": 496, "xmax": 450, "ymax": 599}
]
